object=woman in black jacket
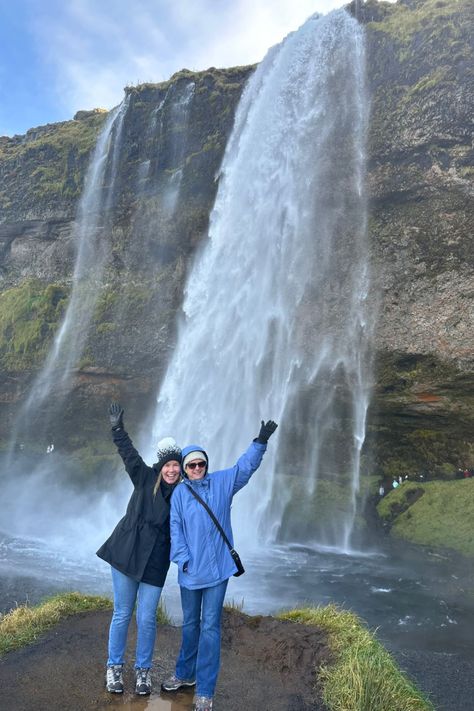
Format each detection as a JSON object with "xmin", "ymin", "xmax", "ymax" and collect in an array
[{"xmin": 97, "ymin": 402, "xmax": 181, "ymax": 696}]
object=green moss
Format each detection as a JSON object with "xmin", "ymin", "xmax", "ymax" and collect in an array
[
  {"xmin": 367, "ymin": 0, "xmax": 468, "ymax": 44},
  {"xmin": 407, "ymin": 67, "xmax": 451, "ymax": 96},
  {"xmin": 0, "ymin": 280, "xmax": 69, "ymax": 370},
  {"xmin": 95, "ymin": 322, "xmax": 117, "ymax": 335},
  {"xmin": 93, "ymin": 280, "xmax": 151, "ymax": 324},
  {"xmin": 125, "ymin": 65, "xmax": 254, "ymax": 96},
  {"xmin": 0, "ymin": 112, "xmax": 108, "ymax": 203},
  {"xmin": 377, "ymin": 479, "xmax": 474, "ymax": 556}
]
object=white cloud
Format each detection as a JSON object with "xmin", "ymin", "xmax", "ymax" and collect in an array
[{"xmin": 32, "ymin": 0, "xmax": 346, "ymax": 116}]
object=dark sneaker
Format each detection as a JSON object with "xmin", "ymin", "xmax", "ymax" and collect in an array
[
  {"xmin": 161, "ymin": 673, "xmax": 196, "ymax": 692},
  {"xmin": 135, "ymin": 667, "xmax": 152, "ymax": 695},
  {"xmin": 194, "ymin": 695, "xmax": 213, "ymax": 711},
  {"xmin": 106, "ymin": 664, "xmax": 124, "ymax": 693}
]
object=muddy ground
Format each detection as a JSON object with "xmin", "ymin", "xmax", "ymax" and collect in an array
[
  {"xmin": 0, "ymin": 607, "xmax": 472, "ymax": 710},
  {"xmin": 0, "ymin": 609, "xmax": 331, "ymax": 711}
]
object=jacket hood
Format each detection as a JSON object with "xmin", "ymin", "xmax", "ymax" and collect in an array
[{"xmin": 181, "ymin": 444, "xmax": 209, "ymax": 477}]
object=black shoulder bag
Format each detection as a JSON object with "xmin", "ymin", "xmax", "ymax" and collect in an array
[{"xmin": 185, "ymin": 484, "xmax": 245, "ymax": 577}]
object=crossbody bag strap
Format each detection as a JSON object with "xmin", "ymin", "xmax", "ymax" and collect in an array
[{"xmin": 185, "ymin": 483, "xmax": 234, "ymax": 552}]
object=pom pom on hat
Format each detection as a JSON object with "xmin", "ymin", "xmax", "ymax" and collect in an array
[{"xmin": 156, "ymin": 436, "xmax": 182, "ymax": 471}]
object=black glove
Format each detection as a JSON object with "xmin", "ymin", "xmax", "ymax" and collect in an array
[
  {"xmin": 109, "ymin": 402, "xmax": 124, "ymax": 430},
  {"xmin": 256, "ymin": 419, "xmax": 278, "ymax": 444}
]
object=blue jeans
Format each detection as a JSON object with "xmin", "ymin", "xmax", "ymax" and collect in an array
[
  {"xmin": 107, "ymin": 566, "xmax": 162, "ymax": 669},
  {"xmin": 176, "ymin": 580, "xmax": 228, "ymax": 698}
]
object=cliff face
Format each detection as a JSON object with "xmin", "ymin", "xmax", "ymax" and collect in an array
[
  {"xmin": 362, "ymin": 0, "xmax": 474, "ymax": 474},
  {"xmin": 0, "ymin": 0, "xmax": 472, "ymax": 475},
  {"xmin": 0, "ymin": 67, "xmax": 254, "ymax": 445}
]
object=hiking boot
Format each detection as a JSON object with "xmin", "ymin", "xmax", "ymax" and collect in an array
[
  {"xmin": 161, "ymin": 673, "xmax": 196, "ymax": 692},
  {"xmin": 194, "ymin": 695, "xmax": 213, "ymax": 711},
  {"xmin": 106, "ymin": 664, "xmax": 124, "ymax": 693},
  {"xmin": 135, "ymin": 667, "xmax": 152, "ymax": 695}
]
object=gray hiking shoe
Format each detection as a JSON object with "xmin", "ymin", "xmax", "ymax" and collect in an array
[
  {"xmin": 135, "ymin": 667, "xmax": 152, "ymax": 695},
  {"xmin": 194, "ymin": 695, "xmax": 213, "ymax": 711},
  {"xmin": 161, "ymin": 673, "xmax": 196, "ymax": 692},
  {"xmin": 106, "ymin": 664, "xmax": 124, "ymax": 693}
]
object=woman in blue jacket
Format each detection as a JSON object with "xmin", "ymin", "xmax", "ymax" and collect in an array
[
  {"xmin": 97, "ymin": 402, "xmax": 181, "ymax": 696},
  {"xmin": 162, "ymin": 420, "xmax": 277, "ymax": 711}
]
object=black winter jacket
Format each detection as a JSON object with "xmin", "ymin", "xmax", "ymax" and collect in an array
[{"xmin": 96, "ymin": 428, "xmax": 177, "ymax": 587}]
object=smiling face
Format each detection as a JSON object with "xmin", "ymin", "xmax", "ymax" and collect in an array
[
  {"xmin": 160, "ymin": 460, "xmax": 181, "ymax": 485},
  {"xmin": 185, "ymin": 458, "xmax": 207, "ymax": 481}
]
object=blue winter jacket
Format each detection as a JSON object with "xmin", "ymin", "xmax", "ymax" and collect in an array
[{"xmin": 170, "ymin": 440, "xmax": 266, "ymax": 589}]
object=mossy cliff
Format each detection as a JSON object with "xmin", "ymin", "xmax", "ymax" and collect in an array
[
  {"xmin": 361, "ymin": 0, "xmax": 473, "ymax": 476},
  {"xmin": 0, "ymin": 0, "xmax": 472, "ymax": 487},
  {"xmin": 377, "ymin": 478, "xmax": 474, "ymax": 557},
  {"xmin": 0, "ymin": 66, "xmax": 254, "ymax": 447}
]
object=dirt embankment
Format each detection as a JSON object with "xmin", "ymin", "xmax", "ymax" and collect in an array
[{"xmin": 0, "ymin": 608, "xmax": 330, "ymax": 711}]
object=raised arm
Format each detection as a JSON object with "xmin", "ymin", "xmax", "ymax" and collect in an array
[
  {"xmin": 231, "ymin": 419, "xmax": 278, "ymax": 494},
  {"xmin": 109, "ymin": 402, "xmax": 147, "ymax": 486}
]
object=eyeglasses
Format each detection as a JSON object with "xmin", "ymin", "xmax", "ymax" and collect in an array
[{"xmin": 186, "ymin": 461, "xmax": 206, "ymax": 470}]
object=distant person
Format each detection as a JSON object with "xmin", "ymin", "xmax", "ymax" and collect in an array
[
  {"xmin": 97, "ymin": 402, "xmax": 181, "ymax": 696},
  {"xmin": 378, "ymin": 484, "xmax": 385, "ymax": 497},
  {"xmin": 162, "ymin": 419, "xmax": 278, "ymax": 711},
  {"xmin": 392, "ymin": 478, "xmax": 399, "ymax": 489}
]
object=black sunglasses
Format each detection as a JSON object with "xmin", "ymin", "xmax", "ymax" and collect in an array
[{"xmin": 186, "ymin": 461, "xmax": 206, "ymax": 470}]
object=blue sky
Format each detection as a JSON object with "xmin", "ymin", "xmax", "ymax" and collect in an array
[{"xmin": 0, "ymin": 0, "xmax": 346, "ymax": 137}]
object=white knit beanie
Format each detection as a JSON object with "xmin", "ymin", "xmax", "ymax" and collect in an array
[{"xmin": 156, "ymin": 437, "xmax": 182, "ymax": 471}]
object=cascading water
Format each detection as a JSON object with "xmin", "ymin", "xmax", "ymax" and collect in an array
[
  {"xmin": 149, "ymin": 9, "xmax": 372, "ymax": 552},
  {"xmin": 1, "ymin": 98, "xmax": 131, "ymax": 544},
  {"xmin": 162, "ymin": 81, "xmax": 195, "ymax": 213},
  {"xmin": 9, "ymin": 97, "xmax": 130, "ymax": 447}
]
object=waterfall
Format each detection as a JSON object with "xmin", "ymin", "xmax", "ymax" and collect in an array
[
  {"xmin": 149, "ymin": 9, "xmax": 372, "ymax": 552},
  {"xmin": 162, "ymin": 81, "xmax": 195, "ymax": 213},
  {"xmin": 0, "ymin": 98, "xmax": 132, "ymax": 544},
  {"xmin": 9, "ymin": 98, "xmax": 130, "ymax": 446}
]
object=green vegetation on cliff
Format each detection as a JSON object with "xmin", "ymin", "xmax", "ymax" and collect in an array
[
  {"xmin": 0, "ymin": 279, "xmax": 69, "ymax": 370},
  {"xmin": 377, "ymin": 478, "xmax": 474, "ymax": 556},
  {"xmin": 0, "ymin": 110, "xmax": 107, "ymax": 215},
  {"xmin": 367, "ymin": 0, "xmax": 470, "ymax": 44}
]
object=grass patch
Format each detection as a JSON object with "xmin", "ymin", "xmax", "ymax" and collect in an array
[
  {"xmin": 280, "ymin": 605, "xmax": 434, "ymax": 711},
  {"xmin": 0, "ymin": 592, "xmax": 111, "ymax": 656},
  {"xmin": 224, "ymin": 598, "xmax": 245, "ymax": 612},
  {"xmin": 0, "ymin": 591, "xmax": 170, "ymax": 656},
  {"xmin": 378, "ymin": 480, "xmax": 474, "ymax": 556}
]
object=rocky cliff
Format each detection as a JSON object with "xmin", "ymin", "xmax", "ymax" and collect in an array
[
  {"xmin": 362, "ymin": 0, "xmax": 473, "ymax": 475},
  {"xmin": 0, "ymin": 0, "xmax": 472, "ymax": 477}
]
